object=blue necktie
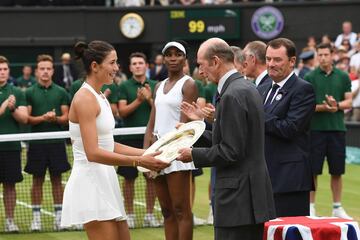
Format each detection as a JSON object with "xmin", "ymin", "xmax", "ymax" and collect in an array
[{"xmin": 264, "ymin": 84, "xmax": 280, "ymax": 108}]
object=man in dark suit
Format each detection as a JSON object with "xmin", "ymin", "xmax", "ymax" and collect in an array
[
  {"xmin": 243, "ymin": 41, "xmax": 271, "ymax": 87},
  {"xmin": 178, "ymin": 38, "xmax": 275, "ymax": 240},
  {"xmin": 149, "ymin": 54, "xmax": 168, "ymax": 81},
  {"xmin": 53, "ymin": 53, "xmax": 78, "ymax": 90},
  {"xmin": 257, "ymin": 38, "xmax": 316, "ymax": 217}
]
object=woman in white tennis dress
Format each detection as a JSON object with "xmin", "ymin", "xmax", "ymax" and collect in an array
[
  {"xmin": 144, "ymin": 41, "xmax": 198, "ymax": 240},
  {"xmin": 61, "ymin": 40, "xmax": 168, "ymax": 240}
]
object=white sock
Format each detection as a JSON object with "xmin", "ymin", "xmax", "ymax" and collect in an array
[
  {"xmin": 333, "ymin": 202, "xmax": 341, "ymax": 209},
  {"xmin": 32, "ymin": 205, "xmax": 41, "ymax": 220}
]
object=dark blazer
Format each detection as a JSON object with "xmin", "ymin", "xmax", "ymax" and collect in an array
[
  {"xmin": 257, "ymin": 73, "xmax": 316, "ymax": 194},
  {"xmin": 149, "ymin": 64, "xmax": 168, "ymax": 81},
  {"xmin": 54, "ymin": 63, "xmax": 78, "ymax": 89},
  {"xmin": 298, "ymin": 66, "xmax": 311, "ymax": 79},
  {"xmin": 192, "ymin": 72, "xmax": 275, "ymax": 228},
  {"xmin": 257, "ymin": 73, "xmax": 272, "ymax": 88}
]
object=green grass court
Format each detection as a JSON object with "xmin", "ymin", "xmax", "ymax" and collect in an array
[
  {"xmin": 0, "ymin": 164, "xmax": 360, "ymax": 240},
  {"xmin": 0, "ymin": 149, "xmax": 359, "ymax": 239}
]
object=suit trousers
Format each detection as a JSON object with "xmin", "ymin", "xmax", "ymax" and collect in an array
[
  {"xmin": 273, "ymin": 191, "xmax": 310, "ymax": 217},
  {"xmin": 215, "ymin": 223, "xmax": 264, "ymax": 240}
]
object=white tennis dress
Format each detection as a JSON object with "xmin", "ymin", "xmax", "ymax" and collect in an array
[
  {"xmin": 154, "ymin": 75, "xmax": 195, "ymax": 175},
  {"xmin": 61, "ymin": 82, "xmax": 126, "ymax": 227}
]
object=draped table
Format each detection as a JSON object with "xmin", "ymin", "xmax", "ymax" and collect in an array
[{"xmin": 264, "ymin": 216, "xmax": 360, "ymax": 240}]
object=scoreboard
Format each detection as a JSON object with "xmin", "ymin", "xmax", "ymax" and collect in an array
[{"xmin": 168, "ymin": 9, "xmax": 240, "ymax": 40}]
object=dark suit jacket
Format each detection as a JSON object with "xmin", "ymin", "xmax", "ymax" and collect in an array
[
  {"xmin": 149, "ymin": 64, "xmax": 168, "ymax": 81},
  {"xmin": 54, "ymin": 63, "xmax": 78, "ymax": 89},
  {"xmin": 257, "ymin": 73, "xmax": 315, "ymax": 194},
  {"xmin": 257, "ymin": 73, "xmax": 272, "ymax": 88},
  {"xmin": 192, "ymin": 72, "xmax": 275, "ymax": 228},
  {"xmin": 298, "ymin": 66, "xmax": 311, "ymax": 79}
]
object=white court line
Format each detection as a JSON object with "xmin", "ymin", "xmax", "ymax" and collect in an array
[
  {"xmin": 134, "ymin": 200, "xmax": 162, "ymax": 211},
  {"xmin": 0, "ymin": 194, "xmax": 55, "ymax": 217},
  {"xmin": 22, "ymin": 171, "xmax": 161, "ymax": 212}
]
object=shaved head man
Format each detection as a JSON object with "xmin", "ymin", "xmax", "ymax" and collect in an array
[{"xmin": 178, "ymin": 38, "xmax": 275, "ymax": 240}]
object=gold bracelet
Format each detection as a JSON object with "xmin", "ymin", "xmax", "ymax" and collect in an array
[
  {"xmin": 133, "ymin": 160, "xmax": 136, "ymax": 167},
  {"xmin": 137, "ymin": 158, "xmax": 141, "ymax": 167}
]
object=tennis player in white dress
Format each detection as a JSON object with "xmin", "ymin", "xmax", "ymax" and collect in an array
[
  {"xmin": 61, "ymin": 40, "xmax": 168, "ymax": 240},
  {"xmin": 144, "ymin": 41, "xmax": 198, "ymax": 240}
]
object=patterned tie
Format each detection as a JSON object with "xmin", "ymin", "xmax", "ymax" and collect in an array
[{"xmin": 264, "ymin": 84, "xmax": 280, "ymax": 108}]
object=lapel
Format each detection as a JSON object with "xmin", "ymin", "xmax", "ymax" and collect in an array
[
  {"xmin": 213, "ymin": 72, "xmax": 241, "ymax": 133},
  {"xmin": 261, "ymin": 82, "xmax": 272, "ymax": 102},
  {"xmin": 258, "ymin": 73, "xmax": 270, "ymax": 87},
  {"xmin": 219, "ymin": 72, "xmax": 241, "ymax": 98},
  {"xmin": 265, "ymin": 73, "xmax": 297, "ymax": 113}
]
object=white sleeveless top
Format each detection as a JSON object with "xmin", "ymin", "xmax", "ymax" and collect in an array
[
  {"xmin": 70, "ymin": 83, "xmax": 115, "ymax": 161},
  {"xmin": 154, "ymin": 75, "xmax": 195, "ymax": 174},
  {"xmin": 61, "ymin": 82, "xmax": 126, "ymax": 227}
]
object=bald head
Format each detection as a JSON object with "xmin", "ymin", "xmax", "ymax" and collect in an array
[
  {"xmin": 199, "ymin": 38, "xmax": 234, "ymax": 64},
  {"xmin": 197, "ymin": 38, "xmax": 235, "ymax": 84}
]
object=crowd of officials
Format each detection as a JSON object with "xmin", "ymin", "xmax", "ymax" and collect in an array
[{"xmin": 0, "ymin": 20, "xmax": 358, "ymax": 237}]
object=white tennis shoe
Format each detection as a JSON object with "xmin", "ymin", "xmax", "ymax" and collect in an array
[
  {"xmin": 127, "ymin": 214, "xmax": 136, "ymax": 228},
  {"xmin": 193, "ymin": 215, "xmax": 206, "ymax": 226},
  {"xmin": 332, "ymin": 207, "xmax": 353, "ymax": 219},
  {"xmin": 5, "ymin": 218, "xmax": 19, "ymax": 233},
  {"xmin": 30, "ymin": 218, "xmax": 41, "ymax": 231},
  {"xmin": 143, "ymin": 213, "xmax": 160, "ymax": 227}
]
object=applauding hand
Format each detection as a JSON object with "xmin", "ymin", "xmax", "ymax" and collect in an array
[
  {"xmin": 201, "ymin": 103, "xmax": 215, "ymax": 123},
  {"xmin": 181, "ymin": 101, "xmax": 204, "ymax": 121}
]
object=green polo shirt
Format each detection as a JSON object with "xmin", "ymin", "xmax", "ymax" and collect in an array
[
  {"xmin": 69, "ymin": 79, "xmax": 83, "ymax": 101},
  {"xmin": 70, "ymin": 79, "xmax": 119, "ymax": 104},
  {"xmin": 205, "ymin": 82, "xmax": 217, "ymax": 104},
  {"xmin": 102, "ymin": 83, "xmax": 119, "ymax": 104},
  {"xmin": 195, "ymin": 80, "xmax": 206, "ymax": 99},
  {"xmin": 26, "ymin": 82, "xmax": 70, "ymax": 134},
  {"xmin": 16, "ymin": 76, "xmax": 36, "ymax": 89},
  {"xmin": 118, "ymin": 77, "xmax": 156, "ymax": 140},
  {"xmin": 0, "ymin": 84, "xmax": 27, "ymax": 151},
  {"xmin": 304, "ymin": 67, "xmax": 351, "ymax": 131}
]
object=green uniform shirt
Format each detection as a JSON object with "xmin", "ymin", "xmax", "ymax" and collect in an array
[
  {"xmin": 70, "ymin": 79, "xmax": 119, "ymax": 104},
  {"xmin": 26, "ymin": 82, "xmax": 70, "ymax": 135},
  {"xmin": 195, "ymin": 80, "xmax": 206, "ymax": 99},
  {"xmin": 0, "ymin": 84, "xmax": 27, "ymax": 151},
  {"xmin": 16, "ymin": 76, "xmax": 36, "ymax": 89},
  {"xmin": 69, "ymin": 79, "xmax": 83, "ymax": 101},
  {"xmin": 205, "ymin": 82, "xmax": 217, "ymax": 104},
  {"xmin": 118, "ymin": 77, "xmax": 156, "ymax": 140},
  {"xmin": 102, "ymin": 83, "xmax": 119, "ymax": 104},
  {"xmin": 304, "ymin": 67, "xmax": 351, "ymax": 131}
]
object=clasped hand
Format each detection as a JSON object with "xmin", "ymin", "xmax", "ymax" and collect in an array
[
  {"xmin": 137, "ymin": 84, "xmax": 152, "ymax": 102},
  {"xmin": 140, "ymin": 151, "xmax": 169, "ymax": 172},
  {"xmin": 322, "ymin": 94, "xmax": 338, "ymax": 113}
]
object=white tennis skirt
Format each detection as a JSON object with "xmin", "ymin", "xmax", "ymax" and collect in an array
[
  {"xmin": 61, "ymin": 160, "xmax": 127, "ymax": 227},
  {"xmin": 159, "ymin": 160, "xmax": 195, "ymax": 175}
]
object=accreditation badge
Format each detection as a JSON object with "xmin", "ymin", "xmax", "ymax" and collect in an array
[{"xmin": 275, "ymin": 94, "xmax": 282, "ymax": 101}]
